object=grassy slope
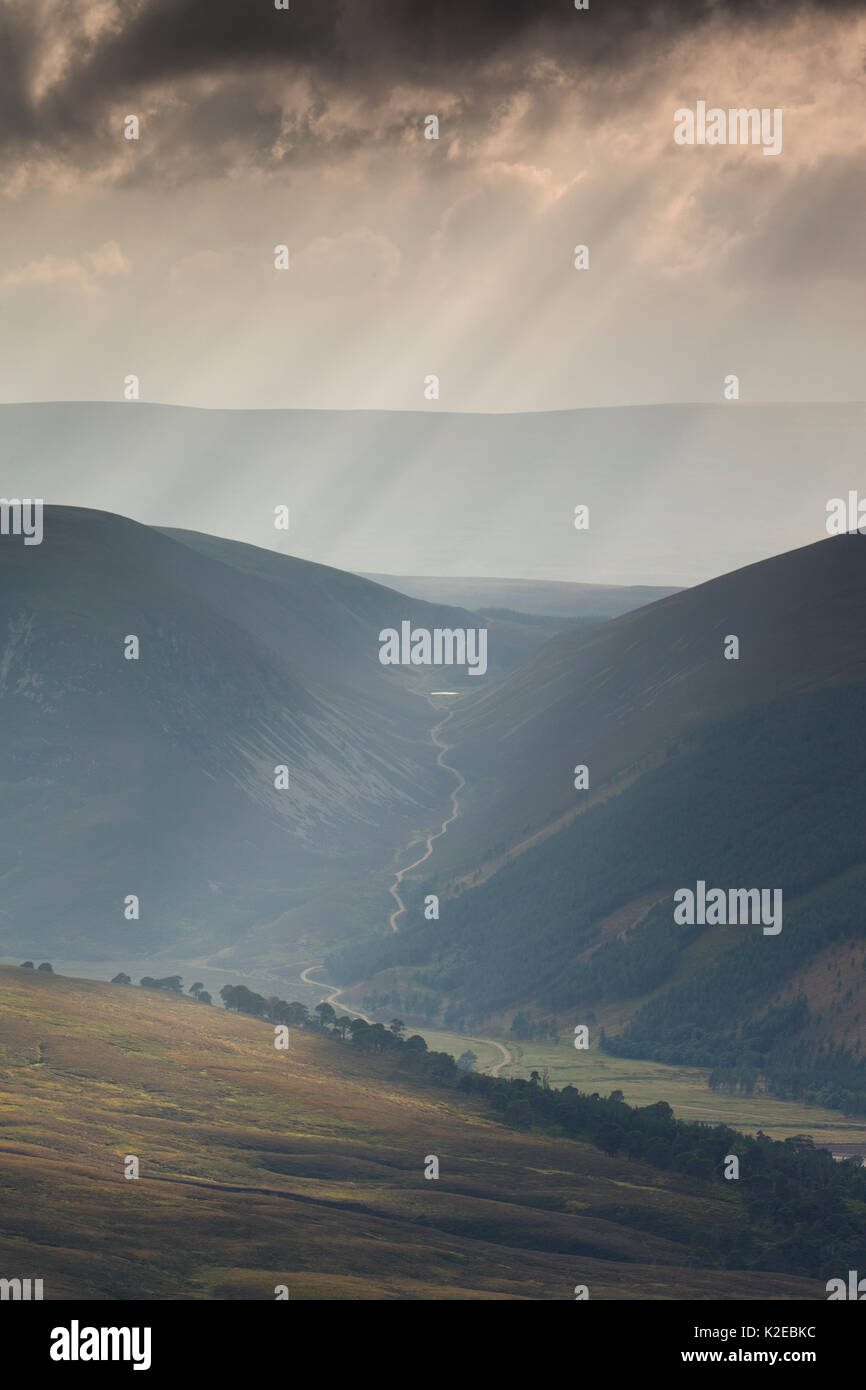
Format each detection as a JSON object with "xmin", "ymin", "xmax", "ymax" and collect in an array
[
  {"xmin": 0, "ymin": 968, "xmax": 823, "ymax": 1300},
  {"xmin": 495, "ymin": 1042, "xmax": 866, "ymax": 1149}
]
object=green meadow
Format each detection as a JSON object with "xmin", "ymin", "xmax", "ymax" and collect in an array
[{"xmin": 489, "ymin": 1038, "xmax": 866, "ymax": 1149}]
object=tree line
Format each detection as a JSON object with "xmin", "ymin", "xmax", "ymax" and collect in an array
[
  {"xmin": 110, "ymin": 973, "xmax": 214, "ymax": 1005},
  {"xmin": 122, "ymin": 965, "xmax": 866, "ymax": 1281}
]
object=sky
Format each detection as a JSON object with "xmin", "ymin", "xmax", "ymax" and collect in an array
[{"xmin": 1, "ymin": 0, "xmax": 864, "ymax": 414}]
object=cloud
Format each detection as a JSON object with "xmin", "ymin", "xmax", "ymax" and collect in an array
[
  {"xmin": 2, "ymin": 239, "xmax": 130, "ymax": 292},
  {"xmin": 1, "ymin": 0, "xmax": 863, "ymax": 190},
  {"xmin": 1, "ymin": 2, "xmax": 865, "ymax": 412}
]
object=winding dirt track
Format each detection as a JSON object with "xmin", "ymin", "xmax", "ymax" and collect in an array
[
  {"xmin": 486, "ymin": 1038, "xmax": 512, "ymax": 1077},
  {"xmin": 298, "ymin": 964, "xmax": 373, "ymax": 1024},
  {"xmin": 388, "ymin": 708, "xmax": 464, "ymax": 932},
  {"xmin": 299, "ymin": 963, "xmax": 512, "ymax": 1076}
]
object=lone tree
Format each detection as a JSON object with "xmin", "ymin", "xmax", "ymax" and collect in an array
[
  {"xmin": 189, "ymin": 982, "xmax": 204, "ymax": 999},
  {"xmin": 348, "ymin": 1018, "xmax": 371, "ymax": 1048},
  {"xmin": 111, "ymin": 972, "xmax": 132, "ymax": 985},
  {"xmin": 37, "ymin": 963, "xmax": 53, "ymax": 972},
  {"xmin": 198, "ymin": 990, "xmax": 213, "ymax": 1005},
  {"xmin": 389, "ymin": 1018, "xmax": 406, "ymax": 1039},
  {"xmin": 20, "ymin": 961, "xmax": 34, "ymax": 969},
  {"xmin": 315, "ymin": 1002, "xmax": 337, "ymax": 1030}
]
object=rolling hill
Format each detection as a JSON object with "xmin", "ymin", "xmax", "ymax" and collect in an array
[
  {"xmin": 0, "ymin": 966, "xmax": 836, "ymax": 1300},
  {"xmin": 359, "ymin": 573, "xmax": 679, "ymax": 620}
]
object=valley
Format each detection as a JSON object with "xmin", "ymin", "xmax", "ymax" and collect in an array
[
  {"xmin": 328, "ymin": 535, "xmax": 866, "ymax": 1125},
  {"xmin": 2, "ymin": 499, "xmax": 865, "ymax": 1302},
  {"xmin": 388, "ymin": 704, "xmax": 465, "ymax": 931},
  {"xmin": 1, "ymin": 0, "xmax": 864, "ymax": 1316}
]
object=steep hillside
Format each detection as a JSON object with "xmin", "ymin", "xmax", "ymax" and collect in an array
[
  {"xmin": 0, "ymin": 509, "xmax": 543, "ymax": 961},
  {"xmin": 441, "ymin": 534, "xmax": 866, "ymax": 871},
  {"xmin": 328, "ymin": 538, "xmax": 866, "ymax": 1111},
  {"xmin": 0, "ymin": 967, "xmax": 835, "ymax": 1299}
]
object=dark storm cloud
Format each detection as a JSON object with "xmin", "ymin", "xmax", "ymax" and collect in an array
[
  {"xmin": 1, "ymin": 0, "xmax": 861, "ymax": 163},
  {"xmin": 0, "ymin": 8, "xmax": 38, "ymax": 141},
  {"xmin": 54, "ymin": 0, "xmax": 866, "ymax": 89}
]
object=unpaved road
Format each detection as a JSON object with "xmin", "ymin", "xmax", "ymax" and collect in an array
[
  {"xmin": 298, "ymin": 962, "xmax": 513, "ymax": 1077},
  {"xmin": 487, "ymin": 1039, "xmax": 512, "ymax": 1076},
  {"xmin": 298, "ymin": 965, "xmax": 374, "ymax": 1024}
]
